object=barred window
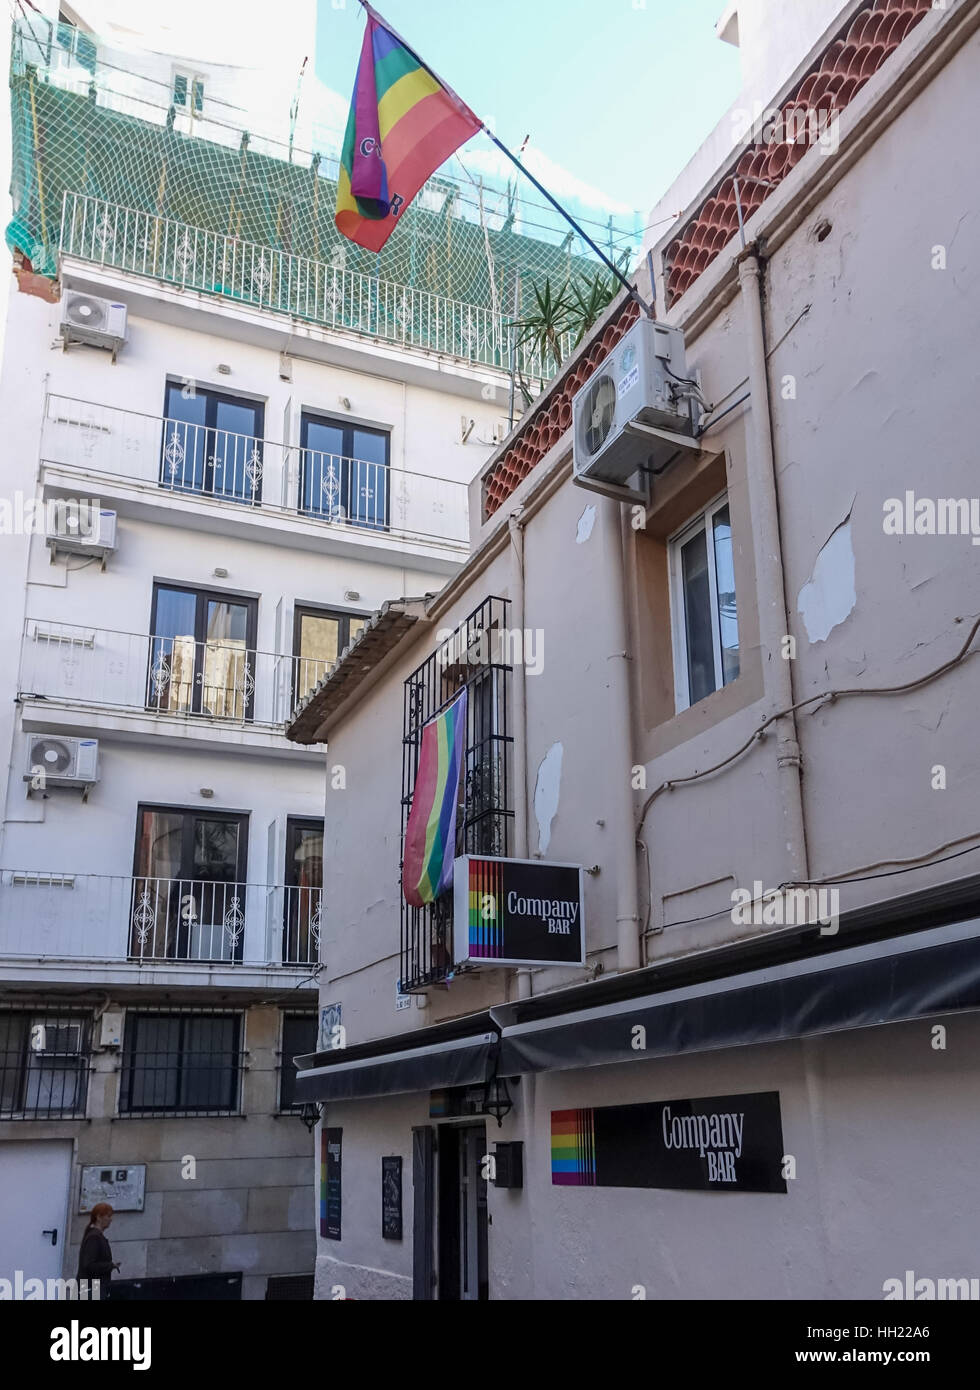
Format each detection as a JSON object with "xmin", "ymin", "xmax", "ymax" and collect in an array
[
  {"xmin": 400, "ymin": 596, "xmax": 513, "ymax": 990},
  {"xmin": 0, "ymin": 1010, "xmax": 90, "ymax": 1119},
  {"xmin": 119, "ymin": 1012, "xmax": 242, "ymax": 1116},
  {"xmin": 278, "ymin": 1013, "xmax": 317, "ymax": 1112}
]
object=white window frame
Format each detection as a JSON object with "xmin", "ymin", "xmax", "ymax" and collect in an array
[
  {"xmin": 172, "ymin": 68, "xmax": 205, "ymax": 120},
  {"xmin": 668, "ymin": 490, "xmax": 738, "ymax": 713}
]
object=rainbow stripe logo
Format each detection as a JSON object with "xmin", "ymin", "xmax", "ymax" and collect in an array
[
  {"xmin": 319, "ymin": 1129, "xmax": 328, "ymax": 1236},
  {"xmin": 467, "ymin": 857, "xmax": 503, "ymax": 958},
  {"xmin": 551, "ymin": 1109, "xmax": 597, "ymax": 1185}
]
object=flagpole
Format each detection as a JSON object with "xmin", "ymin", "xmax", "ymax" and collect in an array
[{"xmin": 355, "ymin": 0, "xmax": 654, "ymax": 317}]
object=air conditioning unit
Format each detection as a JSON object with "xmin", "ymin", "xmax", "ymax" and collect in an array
[
  {"xmin": 572, "ymin": 317, "xmax": 700, "ymax": 501},
  {"xmin": 31, "ymin": 1021, "xmax": 83, "ymax": 1055},
  {"xmin": 24, "ymin": 735, "xmax": 100, "ymax": 792},
  {"xmin": 60, "ymin": 291, "xmax": 128, "ymax": 358},
  {"xmin": 47, "ymin": 507, "xmax": 117, "ymax": 562}
]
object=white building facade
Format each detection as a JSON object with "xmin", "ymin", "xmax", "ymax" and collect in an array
[{"xmin": 0, "ymin": 1, "xmax": 524, "ymax": 1297}]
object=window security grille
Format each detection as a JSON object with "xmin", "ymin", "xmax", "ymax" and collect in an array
[
  {"xmin": 0, "ymin": 1008, "xmax": 91, "ymax": 1119},
  {"xmin": 118, "ymin": 1010, "xmax": 244, "ymax": 1117},
  {"xmin": 400, "ymin": 595, "xmax": 513, "ymax": 990}
]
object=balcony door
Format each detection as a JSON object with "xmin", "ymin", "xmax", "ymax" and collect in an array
[
  {"xmin": 282, "ymin": 817, "xmax": 323, "ymax": 965},
  {"xmin": 148, "ymin": 583, "xmax": 257, "ymax": 722},
  {"xmin": 160, "ymin": 382, "xmax": 264, "ymax": 504},
  {"xmin": 292, "ymin": 605, "xmax": 367, "ymax": 709},
  {"xmin": 131, "ymin": 805, "xmax": 249, "ymax": 962},
  {"xmin": 299, "ymin": 414, "xmax": 389, "ymax": 528}
]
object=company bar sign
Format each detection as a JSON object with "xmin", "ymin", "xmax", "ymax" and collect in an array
[
  {"xmin": 551, "ymin": 1092, "xmax": 786, "ymax": 1193},
  {"xmin": 453, "ymin": 856, "xmax": 585, "ymax": 968}
]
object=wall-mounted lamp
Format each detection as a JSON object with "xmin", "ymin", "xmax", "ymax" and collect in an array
[
  {"xmin": 199, "ymin": 788, "xmax": 214, "ymax": 799},
  {"xmin": 217, "ymin": 363, "xmax": 232, "ymax": 375}
]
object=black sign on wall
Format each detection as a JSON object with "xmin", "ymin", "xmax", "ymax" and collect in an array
[
  {"xmin": 321, "ymin": 1128, "xmax": 342, "ymax": 1239},
  {"xmin": 382, "ymin": 1156, "xmax": 403, "ymax": 1240},
  {"xmin": 552, "ymin": 1092, "xmax": 786, "ymax": 1193},
  {"xmin": 453, "ymin": 856, "xmax": 585, "ymax": 968}
]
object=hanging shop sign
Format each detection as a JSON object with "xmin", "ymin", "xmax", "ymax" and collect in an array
[
  {"xmin": 320, "ymin": 1128, "xmax": 343, "ymax": 1239},
  {"xmin": 551, "ymin": 1092, "xmax": 786, "ymax": 1193},
  {"xmin": 453, "ymin": 856, "xmax": 585, "ymax": 968}
]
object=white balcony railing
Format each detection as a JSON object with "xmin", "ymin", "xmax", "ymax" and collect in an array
[
  {"xmin": 0, "ymin": 871, "xmax": 321, "ymax": 966},
  {"xmin": 60, "ymin": 193, "xmax": 563, "ymax": 378},
  {"xmin": 19, "ymin": 620, "xmax": 333, "ymax": 729},
  {"xmin": 42, "ymin": 394, "xmax": 470, "ymax": 548}
]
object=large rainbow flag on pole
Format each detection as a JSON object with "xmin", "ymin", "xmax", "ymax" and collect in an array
[
  {"xmin": 402, "ymin": 689, "xmax": 468, "ymax": 907},
  {"xmin": 335, "ymin": 2, "xmax": 483, "ymax": 252}
]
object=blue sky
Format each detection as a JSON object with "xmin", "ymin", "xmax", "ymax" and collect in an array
[{"xmin": 314, "ymin": 0, "xmax": 741, "ymax": 226}]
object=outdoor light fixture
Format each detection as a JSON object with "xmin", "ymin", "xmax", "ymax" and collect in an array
[
  {"xmin": 217, "ymin": 363, "xmax": 232, "ymax": 375},
  {"xmin": 299, "ymin": 1101, "xmax": 322, "ymax": 1133}
]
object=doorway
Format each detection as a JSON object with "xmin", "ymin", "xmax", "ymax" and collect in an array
[
  {"xmin": 0, "ymin": 1139, "xmax": 72, "ymax": 1284},
  {"xmin": 436, "ymin": 1122, "xmax": 489, "ymax": 1300}
]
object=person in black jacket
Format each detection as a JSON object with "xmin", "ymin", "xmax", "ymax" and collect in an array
[{"xmin": 77, "ymin": 1202, "xmax": 120, "ymax": 1297}]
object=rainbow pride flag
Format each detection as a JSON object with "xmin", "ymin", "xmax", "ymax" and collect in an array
[
  {"xmin": 336, "ymin": 3, "xmax": 483, "ymax": 252},
  {"xmin": 402, "ymin": 688, "xmax": 468, "ymax": 907}
]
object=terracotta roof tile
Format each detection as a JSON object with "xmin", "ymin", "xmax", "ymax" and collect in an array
[{"xmin": 664, "ymin": 0, "xmax": 932, "ymax": 309}]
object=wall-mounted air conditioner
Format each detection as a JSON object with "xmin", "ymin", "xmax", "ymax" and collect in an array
[
  {"xmin": 572, "ymin": 317, "xmax": 700, "ymax": 501},
  {"xmin": 60, "ymin": 292, "xmax": 128, "ymax": 358},
  {"xmin": 25, "ymin": 735, "xmax": 100, "ymax": 794},
  {"xmin": 31, "ymin": 1021, "xmax": 83, "ymax": 1056},
  {"xmin": 47, "ymin": 507, "xmax": 117, "ymax": 564}
]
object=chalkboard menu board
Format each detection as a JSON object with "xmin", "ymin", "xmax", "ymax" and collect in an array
[
  {"xmin": 321, "ymin": 1128, "xmax": 342, "ymax": 1240},
  {"xmin": 382, "ymin": 1155, "xmax": 402, "ymax": 1240}
]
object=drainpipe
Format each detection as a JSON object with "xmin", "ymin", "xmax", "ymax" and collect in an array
[
  {"xmin": 736, "ymin": 246, "xmax": 809, "ymax": 886},
  {"xmin": 508, "ymin": 507, "xmax": 532, "ymax": 1000},
  {"xmin": 601, "ymin": 499, "xmax": 641, "ymax": 973}
]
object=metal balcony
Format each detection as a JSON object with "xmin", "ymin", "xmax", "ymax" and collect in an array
[
  {"xmin": 41, "ymin": 394, "xmax": 470, "ymax": 549},
  {"xmin": 60, "ymin": 193, "xmax": 562, "ymax": 377},
  {"xmin": 0, "ymin": 871, "xmax": 321, "ymax": 967},
  {"xmin": 19, "ymin": 619, "xmax": 331, "ymax": 730}
]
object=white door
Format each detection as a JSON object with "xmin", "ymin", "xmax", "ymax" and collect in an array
[{"xmin": 0, "ymin": 1140, "xmax": 72, "ymax": 1282}]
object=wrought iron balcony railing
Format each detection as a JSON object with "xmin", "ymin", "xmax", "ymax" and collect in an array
[
  {"xmin": 42, "ymin": 394, "xmax": 470, "ymax": 548},
  {"xmin": 0, "ymin": 871, "xmax": 321, "ymax": 967},
  {"xmin": 19, "ymin": 619, "xmax": 333, "ymax": 729},
  {"xmin": 60, "ymin": 193, "xmax": 564, "ymax": 377}
]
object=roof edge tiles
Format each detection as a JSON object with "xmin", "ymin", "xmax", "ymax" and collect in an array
[
  {"xmin": 480, "ymin": 293, "xmax": 642, "ymax": 523},
  {"xmin": 286, "ymin": 598, "xmax": 430, "ymax": 745},
  {"xmin": 664, "ymin": 0, "xmax": 933, "ymax": 308}
]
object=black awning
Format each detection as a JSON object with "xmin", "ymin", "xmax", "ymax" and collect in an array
[
  {"xmin": 497, "ymin": 916, "xmax": 980, "ymax": 1076},
  {"xmin": 293, "ymin": 1010, "xmax": 499, "ymax": 1103}
]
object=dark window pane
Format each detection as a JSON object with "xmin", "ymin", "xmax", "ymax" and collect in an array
[
  {"xmin": 162, "ymin": 386, "xmax": 207, "ymax": 492},
  {"xmin": 279, "ymin": 1015, "xmax": 317, "ymax": 1110},
  {"xmin": 681, "ymin": 527, "xmax": 715, "ymax": 705},
  {"xmin": 127, "ymin": 1016, "xmax": 180, "ymax": 1111},
  {"xmin": 712, "ymin": 504, "xmax": 740, "ymax": 686},
  {"xmin": 150, "ymin": 588, "xmax": 197, "ymax": 713},
  {"xmin": 0, "ymin": 1014, "xmax": 26, "ymax": 1112},
  {"xmin": 182, "ymin": 1016, "xmax": 238, "ymax": 1109},
  {"xmin": 173, "ymin": 74, "xmax": 188, "ymax": 106}
]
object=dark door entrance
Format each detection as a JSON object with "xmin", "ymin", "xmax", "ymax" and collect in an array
[{"xmin": 436, "ymin": 1122, "xmax": 489, "ymax": 1300}]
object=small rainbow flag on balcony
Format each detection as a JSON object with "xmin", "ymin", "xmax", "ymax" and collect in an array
[
  {"xmin": 403, "ymin": 688, "xmax": 468, "ymax": 907},
  {"xmin": 335, "ymin": 2, "xmax": 483, "ymax": 252}
]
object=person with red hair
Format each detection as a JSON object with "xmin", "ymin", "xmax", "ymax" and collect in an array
[{"xmin": 77, "ymin": 1202, "xmax": 120, "ymax": 1296}]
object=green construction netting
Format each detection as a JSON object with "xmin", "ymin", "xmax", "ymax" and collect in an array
[{"xmin": 8, "ymin": 18, "xmax": 640, "ymax": 374}]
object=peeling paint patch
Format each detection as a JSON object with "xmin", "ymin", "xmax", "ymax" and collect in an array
[
  {"xmin": 533, "ymin": 742, "xmax": 563, "ymax": 855},
  {"xmin": 576, "ymin": 505, "xmax": 597, "ymax": 544},
  {"xmin": 798, "ymin": 519, "xmax": 856, "ymax": 643}
]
